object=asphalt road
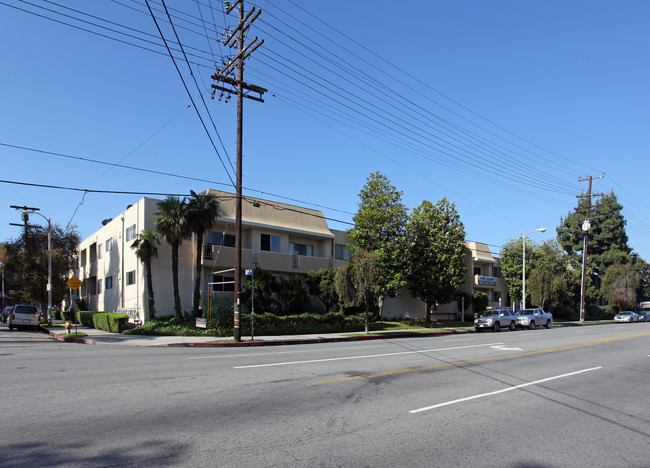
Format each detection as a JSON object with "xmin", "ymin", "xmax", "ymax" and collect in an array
[{"xmin": 1, "ymin": 323, "xmax": 649, "ymax": 467}]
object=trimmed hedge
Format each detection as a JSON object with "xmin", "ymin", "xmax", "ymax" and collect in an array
[
  {"xmin": 93, "ymin": 313, "xmax": 130, "ymax": 333},
  {"xmin": 208, "ymin": 311, "xmax": 366, "ymax": 336},
  {"xmin": 77, "ymin": 310, "xmax": 100, "ymax": 327}
]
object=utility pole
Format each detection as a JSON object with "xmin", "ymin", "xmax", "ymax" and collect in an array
[
  {"xmin": 10, "ymin": 205, "xmax": 53, "ymax": 325},
  {"xmin": 577, "ymin": 173, "xmax": 605, "ymax": 322},
  {"xmin": 213, "ymin": 0, "xmax": 266, "ymax": 342}
]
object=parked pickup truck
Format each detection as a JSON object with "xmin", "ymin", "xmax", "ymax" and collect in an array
[
  {"xmin": 515, "ymin": 308, "xmax": 552, "ymax": 329},
  {"xmin": 474, "ymin": 308, "xmax": 517, "ymax": 332}
]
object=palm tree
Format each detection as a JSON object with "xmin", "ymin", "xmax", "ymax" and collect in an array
[
  {"xmin": 131, "ymin": 229, "xmax": 160, "ymax": 320},
  {"xmin": 186, "ymin": 191, "xmax": 220, "ymax": 317},
  {"xmin": 154, "ymin": 196, "xmax": 190, "ymax": 318}
]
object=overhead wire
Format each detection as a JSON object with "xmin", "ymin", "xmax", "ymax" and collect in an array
[
  {"xmin": 0, "ymin": 142, "xmax": 355, "ymax": 216},
  {"xmin": 143, "ymin": 0, "xmax": 235, "ymax": 187},
  {"xmin": 3, "ymin": 1, "xmax": 648, "ymax": 244}
]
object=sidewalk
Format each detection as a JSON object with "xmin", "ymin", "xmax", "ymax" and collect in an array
[{"xmin": 41, "ymin": 322, "xmax": 465, "ymax": 347}]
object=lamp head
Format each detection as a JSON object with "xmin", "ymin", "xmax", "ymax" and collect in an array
[{"xmin": 537, "ymin": 228, "xmax": 547, "ymax": 233}]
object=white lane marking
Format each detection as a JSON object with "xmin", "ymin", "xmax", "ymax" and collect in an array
[
  {"xmin": 186, "ymin": 345, "xmax": 384, "ymax": 360},
  {"xmin": 491, "ymin": 344, "xmax": 523, "ymax": 351},
  {"xmin": 409, "ymin": 366, "xmax": 603, "ymax": 413},
  {"xmin": 234, "ymin": 343, "xmax": 505, "ymax": 369}
]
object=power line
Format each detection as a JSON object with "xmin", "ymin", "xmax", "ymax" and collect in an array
[
  {"xmin": 0, "ymin": 142, "xmax": 355, "ymax": 215},
  {"xmin": 144, "ymin": 0, "xmax": 236, "ymax": 186}
]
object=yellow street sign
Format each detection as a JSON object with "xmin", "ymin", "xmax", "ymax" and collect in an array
[{"xmin": 66, "ymin": 275, "xmax": 83, "ymax": 291}]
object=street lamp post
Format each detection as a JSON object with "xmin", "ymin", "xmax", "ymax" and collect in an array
[
  {"xmin": 522, "ymin": 227, "xmax": 546, "ymax": 310},
  {"xmin": 20, "ymin": 209, "xmax": 52, "ymax": 325}
]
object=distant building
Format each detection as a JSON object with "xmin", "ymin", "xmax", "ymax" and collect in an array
[{"xmin": 75, "ymin": 189, "xmax": 508, "ymax": 323}]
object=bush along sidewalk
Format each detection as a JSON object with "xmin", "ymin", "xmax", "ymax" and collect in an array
[{"xmin": 93, "ymin": 313, "xmax": 130, "ymax": 333}]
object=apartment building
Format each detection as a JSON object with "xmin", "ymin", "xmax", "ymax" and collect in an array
[{"xmin": 76, "ymin": 189, "xmax": 508, "ymax": 323}]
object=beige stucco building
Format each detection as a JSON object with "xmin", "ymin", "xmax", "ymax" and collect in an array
[{"xmin": 75, "ymin": 189, "xmax": 509, "ymax": 323}]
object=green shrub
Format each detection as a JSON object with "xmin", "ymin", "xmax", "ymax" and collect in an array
[
  {"xmin": 61, "ymin": 310, "xmax": 74, "ymax": 321},
  {"xmin": 77, "ymin": 310, "xmax": 100, "ymax": 327},
  {"xmin": 586, "ymin": 305, "xmax": 615, "ymax": 320},
  {"xmin": 553, "ymin": 306, "xmax": 578, "ymax": 321},
  {"xmin": 93, "ymin": 313, "xmax": 129, "ymax": 333},
  {"xmin": 51, "ymin": 309, "xmax": 62, "ymax": 320},
  {"xmin": 123, "ymin": 314, "xmax": 215, "ymax": 336},
  {"xmin": 207, "ymin": 311, "xmax": 366, "ymax": 336},
  {"xmin": 76, "ymin": 297, "xmax": 88, "ymax": 311}
]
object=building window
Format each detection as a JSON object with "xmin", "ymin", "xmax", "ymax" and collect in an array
[
  {"xmin": 261, "ymin": 233, "xmax": 281, "ymax": 252},
  {"xmin": 493, "ymin": 291, "xmax": 502, "ymax": 303},
  {"xmin": 97, "ymin": 243, "xmax": 103, "ymax": 260},
  {"xmin": 105, "ymin": 276, "xmax": 113, "ymax": 290},
  {"xmin": 126, "ymin": 224, "xmax": 136, "ymax": 241},
  {"xmin": 209, "ymin": 275, "xmax": 234, "ymax": 292},
  {"xmin": 106, "ymin": 238, "xmax": 113, "ymax": 252},
  {"xmin": 126, "ymin": 270, "xmax": 136, "ymax": 285},
  {"xmin": 473, "ymin": 267, "xmax": 482, "ymax": 276},
  {"xmin": 97, "ymin": 279, "xmax": 102, "ymax": 294},
  {"xmin": 208, "ymin": 231, "xmax": 235, "ymax": 247},
  {"xmin": 493, "ymin": 266, "xmax": 501, "ymax": 277},
  {"xmin": 290, "ymin": 242, "xmax": 313, "ymax": 257},
  {"xmin": 335, "ymin": 244, "xmax": 351, "ymax": 261}
]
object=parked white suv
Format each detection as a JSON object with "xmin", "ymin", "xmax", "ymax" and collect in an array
[
  {"xmin": 475, "ymin": 308, "xmax": 517, "ymax": 332},
  {"xmin": 516, "ymin": 308, "xmax": 552, "ymax": 329},
  {"xmin": 7, "ymin": 304, "xmax": 41, "ymax": 330}
]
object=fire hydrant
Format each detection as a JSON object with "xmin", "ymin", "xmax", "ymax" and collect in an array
[{"xmin": 65, "ymin": 321, "xmax": 72, "ymax": 334}]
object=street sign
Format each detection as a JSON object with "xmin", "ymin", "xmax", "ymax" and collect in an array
[
  {"xmin": 196, "ymin": 318, "xmax": 207, "ymax": 328},
  {"xmin": 66, "ymin": 275, "xmax": 83, "ymax": 291},
  {"xmin": 245, "ymin": 269, "xmax": 253, "ymax": 275}
]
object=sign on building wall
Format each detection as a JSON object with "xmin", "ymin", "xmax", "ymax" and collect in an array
[{"xmin": 478, "ymin": 276, "xmax": 497, "ymax": 286}]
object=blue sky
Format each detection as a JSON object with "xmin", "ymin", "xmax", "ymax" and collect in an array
[{"xmin": 1, "ymin": 0, "xmax": 648, "ymax": 259}]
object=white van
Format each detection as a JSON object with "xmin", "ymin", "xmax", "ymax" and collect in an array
[{"xmin": 7, "ymin": 304, "xmax": 41, "ymax": 330}]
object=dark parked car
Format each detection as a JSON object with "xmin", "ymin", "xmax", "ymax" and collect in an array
[
  {"xmin": 2, "ymin": 306, "xmax": 12, "ymax": 323},
  {"xmin": 637, "ymin": 312, "xmax": 648, "ymax": 322}
]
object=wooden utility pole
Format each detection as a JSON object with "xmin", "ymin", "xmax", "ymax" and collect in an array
[
  {"xmin": 577, "ymin": 173, "xmax": 605, "ymax": 322},
  {"xmin": 212, "ymin": 0, "xmax": 265, "ymax": 342}
]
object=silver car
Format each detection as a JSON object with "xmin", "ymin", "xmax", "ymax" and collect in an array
[
  {"xmin": 7, "ymin": 304, "xmax": 41, "ymax": 330},
  {"xmin": 475, "ymin": 309, "xmax": 517, "ymax": 332},
  {"xmin": 516, "ymin": 308, "xmax": 553, "ymax": 329},
  {"xmin": 614, "ymin": 311, "xmax": 639, "ymax": 323}
]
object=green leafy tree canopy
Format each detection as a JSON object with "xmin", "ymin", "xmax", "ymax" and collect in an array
[{"xmin": 405, "ymin": 198, "xmax": 467, "ymax": 322}]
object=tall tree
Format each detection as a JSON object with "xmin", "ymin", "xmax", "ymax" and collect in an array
[
  {"xmin": 601, "ymin": 263, "xmax": 639, "ymax": 311},
  {"xmin": 131, "ymin": 229, "xmax": 160, "ymax": 320},
  {"xmin": 527, "ymin": 240, "xmax": 571, "ymax": 309},
  {"xmin": 557, "ymin": 192, "xmax": 630, "ymax": 276},
  {"xmin": 334, "ymin": 251, "xmax": 380, "ymax": 334},
  {"xmin": 348, "ymin": 172, "xmax": 408, "ymax": 314},
  {"xmin": 3, "ymin": 225, "xmax": 79, "ymax": 307},
  {"xmin": 154, "ymin": 196, "xmax": 190, "ymax": 318},
  {"xmin": 186, "ymin": 191, "xmax": 220, "ymax": 317},
  {"xmin": 500, "ymin": 237, "xmax": 533, "ymax": 306},
  {"xmin": 632, "ymin": 254, "xmax": 650, "ymax": 303},
  {"xmin": 404, "ymin": 198, "xmax": 467, "ymax": 322}
]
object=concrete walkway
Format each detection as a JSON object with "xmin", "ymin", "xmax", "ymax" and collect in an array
[{"xmin": 41, "ymin": 321, "xmax": 467, "ymax": 347}]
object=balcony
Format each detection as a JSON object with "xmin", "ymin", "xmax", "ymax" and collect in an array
[{"xmin": 202, "ymin": 244, "xmax": 331, "ymax": 274}]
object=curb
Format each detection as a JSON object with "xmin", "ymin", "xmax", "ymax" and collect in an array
[
  {"xmin": 166, "ymin": 330, "xmax": 460, "ymax": 347},
  {"xmin": 42, "ymin": 327, "xmax": 93, "ymax": 344},
  {"xmin": 41, "ymin": 327, "xmax": 462, "ymax": 347}
]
